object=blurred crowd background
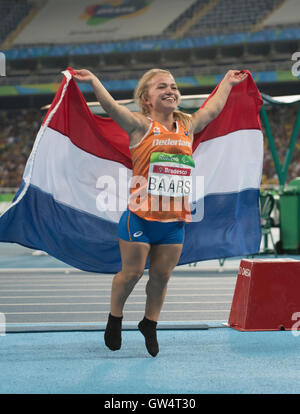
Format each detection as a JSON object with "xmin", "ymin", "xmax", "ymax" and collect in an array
[{"xmin": 0, "ymin": 108, "xmax": 41, "ymax": 188}]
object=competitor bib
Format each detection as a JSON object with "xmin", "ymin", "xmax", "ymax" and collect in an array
[{"xmin": 147, "ymin": 152, "xmax": 195, "ymax": 197}]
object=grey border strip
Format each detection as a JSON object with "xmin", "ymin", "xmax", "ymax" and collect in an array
[{"xmin": 4, "ymin": 320, "xmax": 228, "ymax": 333}]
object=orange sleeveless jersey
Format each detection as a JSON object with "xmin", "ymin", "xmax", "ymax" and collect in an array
[{"xmin": 128, "ymin": 119, "xmax": 194, "ymax": 222}]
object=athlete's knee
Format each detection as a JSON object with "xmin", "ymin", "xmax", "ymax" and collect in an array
[
  {"xmin": 119, "ymin": 268, "xmax": 144, "ymax": 284},
  {"xmin": 148, "ymin": 268, "xmax": 172, "ymax": 287}
]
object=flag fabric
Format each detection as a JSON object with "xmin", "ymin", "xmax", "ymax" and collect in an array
[{"xmin": 0, "ymin": 68, "xmax": 263, "ymax": 273}]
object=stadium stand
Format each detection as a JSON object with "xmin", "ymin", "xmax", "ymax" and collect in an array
[
  {"xmin": 0, "ymin": 0, "xmax": 300, "ymax": 187},
  {"xmin": 0, "ymin": 0, "xmax": 34, "ymax": 45},
  {"xmin": 0, "ymin": 108, "xmax": 42, "ymax": 188},
  {"xmin": 261, "ymin": 104, "xmax": 300, "ymax": 184},
  {"xmin": 184, "ymin": 0, "xmax": 284, "ymax": 36},
  {"xmin": 11, "ymin": 0, "xmax": 197, "ymax": 45},
  {"xmin": 262, "ymin": 0, "xmax": 300, "ymax": 27},
  {"xmin": 1, "ymin": 0, "xmax": 299, "ymax": 93},
  {"xmin": 163, "ymin": 0, "xmax": 212, "ymax": 38}
]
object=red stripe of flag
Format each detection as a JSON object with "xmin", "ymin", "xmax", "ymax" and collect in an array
[{"xmin": 43, "ymin": 68, "xmax": 262, "ymax": 166}]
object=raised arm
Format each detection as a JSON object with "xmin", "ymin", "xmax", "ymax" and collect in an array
[
  {"xmin": 191, "ymin": 70, "xmax": 248, "ymax": 134},
  {"xmin": 73, "ymin": 69, "xmax": 145, "ymax": 136}
]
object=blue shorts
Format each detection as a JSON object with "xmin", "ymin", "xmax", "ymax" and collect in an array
[{"xmin": 118, "ymin": 209, "xmax": 185, "ymax": 245}]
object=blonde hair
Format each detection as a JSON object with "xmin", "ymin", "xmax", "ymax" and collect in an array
[{"xmin": 134, "ymin": 68, "xmax": 192, "ymax": 130}]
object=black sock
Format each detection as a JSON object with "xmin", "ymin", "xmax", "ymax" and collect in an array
[
  {"xmin": 138, "ymin": 316, "xmax": 159, "ymax": 357},
  {"xmin": 104, "ymin": 313, "xmax": 123, "ymax": 351}
]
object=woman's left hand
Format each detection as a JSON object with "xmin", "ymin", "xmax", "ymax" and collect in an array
[{"xmin": 224, "ymin": 70, "xmax": 248, "ymax": 86}]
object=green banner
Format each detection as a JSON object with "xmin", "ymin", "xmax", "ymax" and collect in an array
[
  {"xmin": 150, "ymin": 152, "xmax": 195, "ymax": 167},
  {"xmin": 0, "ymin": 193, "xmax": 14, "ymax": 202}
]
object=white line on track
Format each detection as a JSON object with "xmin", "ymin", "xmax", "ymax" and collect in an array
[
  {"xmin": 0, "ymin": 301, "xmax": 232, "ymax": 306},
  {"xmin": 4, "ymin": 309, "xmax": 230, "ymax": 314},
  {"xmin": 0, "ymin": 293, "xmax": 233, "ymax": 299},
  {"xmin": 0, "ymin": 281, "xmax": 236, "ymax": 285},
  {"xmin": 0, "ymin": 287, "xmax": 235, "ymax": 292},
  {"xmin": 5, "ymin": 319, "xmax": 227, "ymax": 326}
]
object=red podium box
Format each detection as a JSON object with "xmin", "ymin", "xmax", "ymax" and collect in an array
[{"xmin": 228, "ymin": 259, "xmax": 300, "ymax": 331}]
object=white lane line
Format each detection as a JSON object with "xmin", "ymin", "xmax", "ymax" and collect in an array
[
  {"xmin": 0, "ymin": 268, "xmax": 84, "ymax": 273},
  {"xmin": 0, "ymin": 287, "xmax": 235, "ymax": 292},
  {"xmin": 0, "ymin": 301, "xmax": 232, "ymax": 306},
  {"xmin": 0, "ymin": 279, "xmax": 234, "ymax": 287},
  {"xmin": 0, "ymin": 277, "xmax": 236, "ymax": 282},
  {"xmin": 0, "ymin": 268, "xmax": 238, "ymax": 273},
  {"xmin": 0, "ymin": 293, "xmax": 233, "ymax": 299},
  {"xmin": 5, "ymin": 319, "xmax": 227, "ymax": 326},
  {"xmin": 3, "ymin": 309, "xmax": 230, "ymax": 314},
  {"xmin": 0, "ymin": 276, "xmax": 235, "ymax": 280}
]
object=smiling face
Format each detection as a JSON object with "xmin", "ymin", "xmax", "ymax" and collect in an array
[{"xmin": 144, "ymin": 73, "xmax": 180, "ymax": 114}]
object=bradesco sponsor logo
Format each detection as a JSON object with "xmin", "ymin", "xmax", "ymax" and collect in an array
[
  {"xmin": 239, "ymin": 266, "xmax": 251, "ymax": 277},
  {"xmin": 152, "ymin": 165, "xmax": 191, "ymax": 176}
]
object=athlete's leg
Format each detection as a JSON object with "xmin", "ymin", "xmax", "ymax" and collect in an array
[
  {"xmin": 105, "ymin": 239, "xmax": 150, "ymax": 351},
  {"xmin": 110, "ymin": 238, "xmax": 150, "ymax": 317},
  {"xmin": 138, "ymin": 243, "xmax": 183, "ymax": 356},
  {"xmin": 146, "ymin": 243, "xmax": 183, "ymax": 321}
]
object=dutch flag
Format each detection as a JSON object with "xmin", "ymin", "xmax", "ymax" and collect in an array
[{"xmin": 0, "ymin": 68, "xmax": 263, "ymax": 273}]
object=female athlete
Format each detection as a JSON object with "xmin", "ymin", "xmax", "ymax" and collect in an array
[{"xmin": 74, "ymin": 68, "xmax": 248, "ymax": 356}]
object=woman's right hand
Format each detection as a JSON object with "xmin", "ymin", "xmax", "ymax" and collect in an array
[{"xmin": 73, "ymin": 69, "xmax": 97, "ymax": 85}]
